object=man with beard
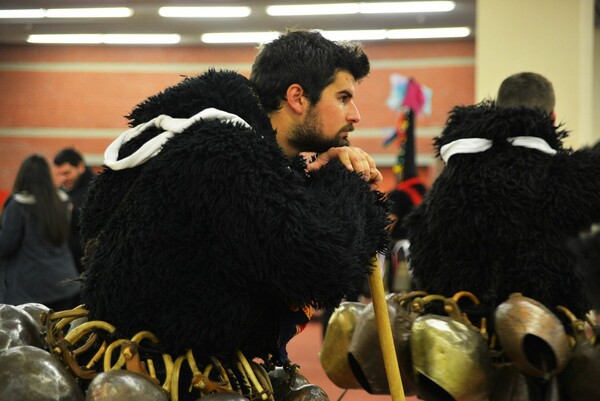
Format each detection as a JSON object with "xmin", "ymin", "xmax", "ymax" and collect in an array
[
  {"xmin": 79, "ymin": 29, "xmax": 389, "ymax": 400},
  {"xmin": 251, "ymin": 33, "xmax": 382, "ymax": 187}
]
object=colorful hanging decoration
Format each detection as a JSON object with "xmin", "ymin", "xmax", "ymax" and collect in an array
[{"xmin": 384, "ymin": 74, "xmax": 432, "ymax": 183}]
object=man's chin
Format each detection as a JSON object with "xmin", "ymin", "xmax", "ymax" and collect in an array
[{"xmin": 319, "ymin": 140, "xmax": 349, "ymax": 152}]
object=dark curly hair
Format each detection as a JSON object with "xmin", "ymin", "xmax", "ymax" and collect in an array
[{"xmin": 250, "ymin": 29, "xmax": 370, "ymax": 113}]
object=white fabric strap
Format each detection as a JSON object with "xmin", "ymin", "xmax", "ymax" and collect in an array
[
  {"xmin": 440, "ymin": 136, "xmax": 557, "ymax": 164},
  {"xmin": 104, "ymin": 108, "xmax": 251, "ymax": 170},
  {"xmin": 440, "ymin": 138, "xmax": 492, "ymax": 163},
  {"xmin": 507, "ymin": 136, "xmax": 557, "ymax": 156}
]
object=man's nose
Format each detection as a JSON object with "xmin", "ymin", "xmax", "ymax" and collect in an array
[
  {"xmin": 348, "ymin": 101, "xmax": 361, "ymax": 124},
  {"xmin": 54, "ymin": 174, "xmax": 65, "ymax": 188}
]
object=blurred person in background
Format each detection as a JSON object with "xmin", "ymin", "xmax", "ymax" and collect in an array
[
  {"xmin": 0, "ymin": 154, "xmax": 80, "ymax": 310},
  {"xmin": 54, "ymin": 147, "xmax": 96, "ymax": 273}
]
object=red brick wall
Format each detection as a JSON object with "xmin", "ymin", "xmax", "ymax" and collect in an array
[{"xmin": 0, "ymin": 40, "xmax": 475, "ymax": 205}]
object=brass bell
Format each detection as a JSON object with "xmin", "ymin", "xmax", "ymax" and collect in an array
[
  {"xmin": 0, "ymin": 304, "xmax": 46, "ymax": 352},
  {"xmin": 411, "ymin": 314, "xmax": 495, "ymax": 401},
  {"xmin": 557, "ymin": 306, "xmax": 600, "ymax": 400},
  {"xmin": 268, "ymin": 366, "xmax": 309, "ymax": 398},
  {"xmin": 494, "ymin": 293, "xmax": 570, "ymax": 379},
  {"xmin": 390, "ymin": 292, "xmax": 423, "ymax": 396},
  {"xmin": 347, "ymin": 295, "xmax": 417, "ymax": 396},
  {"xmin": 347, "ymin": 299, "xmax": 395, "ymax": 394},
  {"xmin": 86, "ymin": 370, "xmax": 168, "ymax": 401},
  {"xmin": 319, "ymin": 302, "xmax": 365, "ymax": 389},
  {"xmin": 282, "ymin": 384, "xmax": 329, "ymax": 401},
  {"xmin": 0, "ymin": 345, "xmax": 85, "ymax": 400},
  {"xmin": 15, "ymin": 302, "xmax": 50, "ymax": 330}
]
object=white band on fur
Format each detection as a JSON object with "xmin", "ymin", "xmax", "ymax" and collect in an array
[
  {"xmin": 104, "ymin": 108, "xmax": 251, "ymax": 170},
  {"xmin": 440, "ymin": 138, "xmax": 492, "ymax": 163},
  {"xmin": 440, "ymin": 136, "xmax": 557, "ymax": 164},
  {"xmin": 507, "ymin": 136, "xmax": 557, "ymax": 155}
]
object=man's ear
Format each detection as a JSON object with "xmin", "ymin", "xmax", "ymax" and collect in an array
[
  {"xmin": 285, "ymin": 84, "xmax": 307, "ymax": 114},
  {"xmin": 77, "ymin": 161, "xmax": 86, "ymax": 173}
]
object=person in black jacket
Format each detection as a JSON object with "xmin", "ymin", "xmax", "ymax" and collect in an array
[
  {"xmin": 0, "ymin": 154, "xmax": 80, "ymax": 309},
  {"xmin": 54, "ymin": 147, "xmax": 96, "ymax": 274}
]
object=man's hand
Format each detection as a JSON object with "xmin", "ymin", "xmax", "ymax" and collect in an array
[{"xmin": 301, "ymin": 147, "xmax": 383, "ymax": 190}]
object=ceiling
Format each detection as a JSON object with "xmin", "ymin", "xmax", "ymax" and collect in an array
[{"xmin": 0, "ymin": 0, "xmax": 477, "ymax": 45}]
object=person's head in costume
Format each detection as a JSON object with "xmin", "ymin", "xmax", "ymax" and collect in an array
[
  {"xmin": 251, "ymin": 30, "xmax": 370, "ymax": 156},
  {"xmin": 497, "ymin": 72, "xmax": 556, "ymax": 120}
]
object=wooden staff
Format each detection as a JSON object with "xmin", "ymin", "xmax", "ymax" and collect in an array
[{"xmin": 368, "ymin": 255, "xmax": 405, "ymax": 401}]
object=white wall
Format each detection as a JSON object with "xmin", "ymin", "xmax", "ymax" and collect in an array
[{"xmin": 476, "ymin": 0, "xmax": 595, "ymax": 148}]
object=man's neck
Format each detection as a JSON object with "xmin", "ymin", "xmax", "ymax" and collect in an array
[{"xmin": 270, "ymin": 111, "xmax": 299, "ymax": 159}]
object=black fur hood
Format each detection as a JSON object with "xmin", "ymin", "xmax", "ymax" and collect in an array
[
  {"xmin": 434, "ymin": 100, "xmax": 568, "ymax": 156},
  {"xmin": 118, "ymin": 69, "xmax": 275, "ymax": 162}
]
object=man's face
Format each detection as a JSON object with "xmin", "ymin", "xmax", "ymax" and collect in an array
[
  {"xmin": 55, "ymin": 162, "xmax": 84, "ymax": 190},
  {"xmin": 288, "ymin": 70, "xmax": 361, "ymax": 153}
]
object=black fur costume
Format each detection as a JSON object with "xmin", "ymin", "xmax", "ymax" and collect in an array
[
  {"xmin": 405, "ymin": 101, "xmax": 600, "ymax": 322},
  {"xmin": 79, "ymin": 70, "xmax": 389, "ymax": 363}
]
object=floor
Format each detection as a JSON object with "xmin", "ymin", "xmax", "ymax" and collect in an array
[{"xmin": 286, "ymin": 318, "xmax": 419, "ymax": 401}]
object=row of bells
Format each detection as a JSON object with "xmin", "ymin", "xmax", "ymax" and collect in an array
[
  {"xmin": 0, "ymin": 303, "xmax": 329, "ymax": 401},
  {"xmin": 319, "ymin": 292, "xmax": 600, "ymax": 401}
]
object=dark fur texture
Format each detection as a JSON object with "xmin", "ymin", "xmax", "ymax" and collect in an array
[
  {"xmin": 80, "ymin": 69, "xmax": 390, "ymax": 361},
  {"xmin": 406, "ymin": 102, "xmax": 600, "ymax": 321},
  {"xmin": 569, "ymin": 229, "xmax": 600, "ymax": 312}
]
